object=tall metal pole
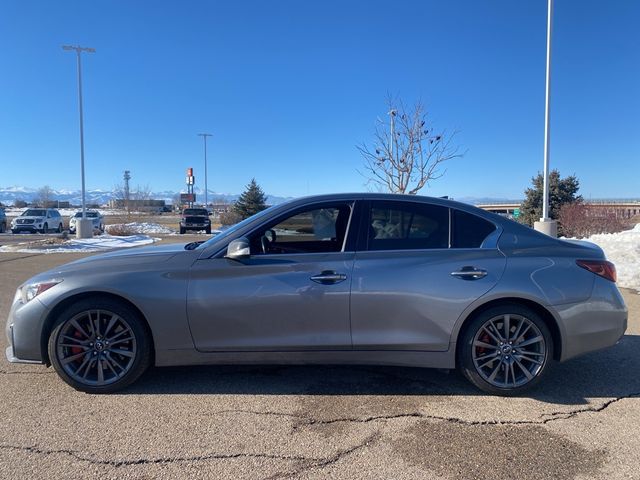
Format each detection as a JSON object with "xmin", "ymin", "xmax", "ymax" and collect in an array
[
  {"xmin": 197, "ymin": 133, "xmax": 212, "ymax": 207},
  {"xmin": 63, "ymin": 45, "xmax": 94, "ymax": 237},
  {"xmin": 388, "ymin": 109, "xmax": 396, "ymax": 162},
  {"xmin": 76, "ymin": 49, "xmax": 87, "ymax": 218},
  {"xmin": 542, "ymin": 0, "xmax": 553, "ymax": 221}
]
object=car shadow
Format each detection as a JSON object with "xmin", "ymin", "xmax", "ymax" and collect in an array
[{"xmin": 123, "ymin": 334, "xmax": 640, "ymax": 405}]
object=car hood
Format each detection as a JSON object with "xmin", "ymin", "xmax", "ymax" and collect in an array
[
  {"xmin": 28, "ymin": 243, "xmax": 193, "ymax": 282},
  {"xmin": 72, "ymin": 242, "xmax": 188, "ymax": 263}
]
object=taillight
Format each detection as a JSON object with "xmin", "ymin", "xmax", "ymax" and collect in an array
[{"xmin": 576, "ymin": 259, "xmax": 617, "ymax": 282}]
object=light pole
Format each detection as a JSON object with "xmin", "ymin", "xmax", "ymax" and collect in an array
[
  {"xmin": 388, "ymin": 109, "xmax": 396, "ymax": 162},
  {"xmin": 534, "ymin": 0, "xmax": 558, "ymax": 237},
  {"xmin": 197, "ymin": 133, "xmax": 212, "ymax": 208},
  {"xmin": 62, "ymin": 44, "xmax": 95, "ymax": 238}
]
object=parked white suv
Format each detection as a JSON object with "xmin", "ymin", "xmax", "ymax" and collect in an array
[
  {"xmin": 69, "ymin": 210, "xmax": 104, "ymax": 234},
  {"xmin": 11, "ymin": 208, "xmax": 64, "ymax": 234}
]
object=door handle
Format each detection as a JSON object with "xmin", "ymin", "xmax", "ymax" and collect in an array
[
  {"xmin": 310, "ymin": 271, "xmax": 348, "ymax": 285},
  {"xmin": 450, "ymin": 267, "xmax": 488, "ymax": 280}
]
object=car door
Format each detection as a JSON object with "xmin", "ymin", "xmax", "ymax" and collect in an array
[
  {"xmin": 350, "ymin": 200, "xmax": 506, "ymax": 351},
  {"xmin": 187, "ymin": 201, "xmax": 356, "ymax": 351}
]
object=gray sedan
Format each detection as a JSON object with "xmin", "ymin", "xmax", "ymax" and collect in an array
[{"xmin": 5, "ymin": 194, "xmax": 627, "ymax": 394}]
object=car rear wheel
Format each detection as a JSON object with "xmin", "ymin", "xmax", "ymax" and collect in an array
[
  {"xmin": 48, "ymin": 298, "xmax": 152, "ymax": 393},
  {"xmin": 57, "ymin": 223, "xmax": 63, "ymax": 233},
  {"xmin": 458, "ymin": 304, "xmax": 553, "ymax": 395}
]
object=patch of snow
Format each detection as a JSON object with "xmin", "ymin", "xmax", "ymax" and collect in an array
[
  {"xmin": 576, "ymin": 224, "xmax": 640, "ymax": 293},
  {"xmin": 0, "ymin": 234, "xmax": 159, "ymax": 254}
]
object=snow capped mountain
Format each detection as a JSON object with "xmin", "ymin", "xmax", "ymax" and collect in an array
[{"xmin": 0, "ymin": 186, "xmax": 291, "ymax": 207}]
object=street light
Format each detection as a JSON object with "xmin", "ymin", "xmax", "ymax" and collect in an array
[
  {"xmin": 197, "ymin": 133, "xmax": 212, "ymax": 208},
  {"xmin": 62, "ymin": 44, "xmax": 95, "ymax": 238},
  {"xmin": 534, "ymin": 0, "xmax": 558, "ymax": 237}
]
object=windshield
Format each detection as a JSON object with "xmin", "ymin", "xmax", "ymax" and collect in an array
[
  {"xmin": 196, "ymin": 204, "xmax": 279, "ymax": 249},
  {"xmin": 23, "ymin": 209, "xmax": 46, "ymax": 217},
  {"xmin": 74, "ymin": 212, "xmax": 98, "ymax": 218},
  {"xmin": 183, "ymin": 209, "xmax": 207, "ymax": 215}
]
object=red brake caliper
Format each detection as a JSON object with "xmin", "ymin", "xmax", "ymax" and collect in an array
[
  {"xmin": 70, "ymin": 329, "xmax": 84, "ymax": 356},
  {"xmin": 477, "ymin": 333, "xmax": 491, "ymax": 356}
]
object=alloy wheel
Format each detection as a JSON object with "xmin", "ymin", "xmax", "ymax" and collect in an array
[
  {"xmin": 471, "ymin": 313, "xmax": 547, "ymax": 389},
  {"xmin": 55, "ymin": 309, "xmax": 138, "ymax": 387}
]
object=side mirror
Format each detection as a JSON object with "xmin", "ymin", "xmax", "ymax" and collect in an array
[{"xmin": 226, "ymin": 237, "xmax": 251, "ymax": 260}]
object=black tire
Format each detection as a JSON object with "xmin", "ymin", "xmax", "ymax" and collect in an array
[
  {"xmin": 41, "ymin": 223, "xmax": 48, "ymax": 234},
  {"xmin": 11, "ymin": 229, "xmax": 18, "ymax": 234},
  {"xmin": 180, "ymin": 227, "xmax": 185, "ymax": 234},
  {"xmin": 0, "ymin": 222, "xmax": 5, "ymax": 233},
  {"xmin": 205, "ymin": 226, "xmax": 211, "ymax": 234},
  {"xmin": 48, "ymin": 298, "xmax": 152, "ymax": 394},
  {"xmin": 458, "ymin": 304, "xmax": 553, "ymax": 396},
  {"xmin": 57, "ymin": 223, "xmax": 63, "ymax": 233}
]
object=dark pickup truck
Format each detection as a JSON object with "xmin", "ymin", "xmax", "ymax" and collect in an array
[{"xmin": 179, "ymin": 208, "xmax": 211, "ymax": 234}]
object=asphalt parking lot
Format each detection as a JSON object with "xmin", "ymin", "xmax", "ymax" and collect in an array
[{"xmin": 1, "ymin": 241, "xmax": 639, "ymax": 479}]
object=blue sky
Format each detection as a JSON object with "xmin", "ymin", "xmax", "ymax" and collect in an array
[{"xmin": 0, "ymin": 0, "xmax": 638, "ymax": 200}]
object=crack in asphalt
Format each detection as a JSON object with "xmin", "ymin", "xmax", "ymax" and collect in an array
[
  {"xmin": 262, "ymin": 433, "xmax": 380, "ymax": 480},
  {"xmin": 0, "ymin": 253, "xmax": 41, "ymax": 263},
  {"xmin": 212, "ymin": 392, "xmax": 640, "ymax": 428},
  {"xmin": 0, "ymin": 369, "xmax": 51, "ymax": 375},
  {"xmin": 0, "ymin": 432, "xmax": 379, "ymax": 478},
  {"xmin": 0, "ymin": 443, "xmax": 317, "ymax": 468}
]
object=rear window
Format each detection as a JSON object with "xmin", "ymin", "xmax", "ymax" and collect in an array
[
  {"xmin": 451, "ymin": 209, "xmax": 496, "ymax": 248},
  {"xmin": 75, "ymin": 212, "xmax": 98, "ymax": 218}
]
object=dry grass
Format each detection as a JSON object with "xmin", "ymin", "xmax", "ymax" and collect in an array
[{"xmin": 105, "ymin": 224, "xmax": 141, "ymax": 236}]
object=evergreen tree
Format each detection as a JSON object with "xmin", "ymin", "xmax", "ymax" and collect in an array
[
  {"xmin": 520, "ymin": 170, "xmax": 582, "ymax": 226},
  {"xmin": 233, "ymin": 178, "xmax": 268, "ymax": 220}
]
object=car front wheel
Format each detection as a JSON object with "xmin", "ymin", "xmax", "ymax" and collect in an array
[
  {"xmin": 458, "ymin": 304, "xmax": 553, "ymax": 395},
  {"xmin": 48, "ymin": 298, "xmax": 152, "ymax": 393}
]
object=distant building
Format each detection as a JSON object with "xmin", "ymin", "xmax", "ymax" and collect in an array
[
  {"xmin": 208, "ymin": 203, "xmax": 232, "ymax": 214},
  {"xmin": 108, "ymin": 199, "xmax": 166, "ymax": 212},
  {"xmin": 43, "ymin": 200, "xmax": 71, "ymax": 209},
  {"xmin": 476, "ymin": 200, "xmax": 640, "ymax": 220}
]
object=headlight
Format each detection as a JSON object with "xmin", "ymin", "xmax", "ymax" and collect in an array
[{"xmin": 21, "ymin": 279, "xmax": 63, "ymax": 303}]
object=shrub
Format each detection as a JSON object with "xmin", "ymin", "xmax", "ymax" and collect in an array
[
  {"xmin": 558, "ymin": 203, "xmax": 627, "ymax": 238},
  {"xmin": 106, "ymin": 224, "xmax": 140, "ymax": 236},
  {"xmin": 219, "ymin": 210, "xmax": 242, "ymax": 226}
]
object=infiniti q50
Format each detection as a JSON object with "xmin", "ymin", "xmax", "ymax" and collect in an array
[{"xmin": 5, "ymin": 194, "xmax": 627, "ymax": 394}]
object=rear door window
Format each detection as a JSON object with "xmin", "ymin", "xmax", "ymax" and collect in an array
[{"xmin": 366, "ymin": 201, "xmax": 449, "ymax": 250}]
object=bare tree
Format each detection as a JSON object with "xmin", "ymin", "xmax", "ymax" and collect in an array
[
  {"xmin": 133, "ymin": 184, "xmax": 152, "ymax": 202},
  {"xmin": 358, "ymin": 98, "xmax": 462, "ymax": 194},
  {"xmin": 172, "ymin": 193, "xmax": 182, "ymax": 212},
  {"xmin": 112, "ymin": 183, "xmax": 131, "ymax": 217},
  {"xmin": 35, "ymin": 185, "xmax": 54, "ymax": 207}
]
